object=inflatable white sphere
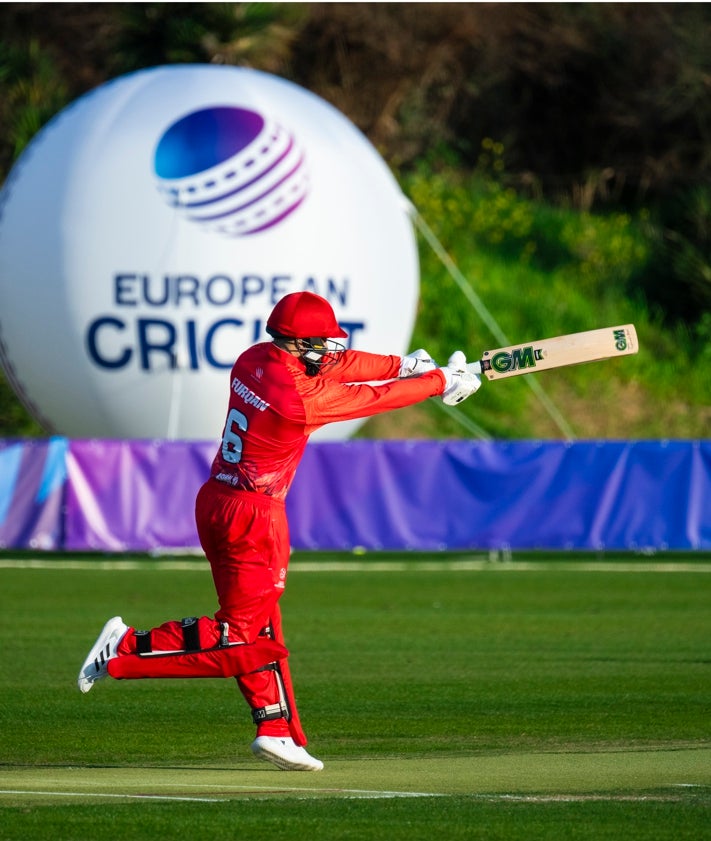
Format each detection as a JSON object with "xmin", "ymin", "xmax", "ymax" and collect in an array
[{"xmin": 0, "ymin": 65, "xmax": 419, "ymax": 440}]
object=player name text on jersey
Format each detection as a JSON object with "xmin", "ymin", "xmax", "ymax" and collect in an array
[{"xmin": 231, "ymin": 377, "xmax": 270, "ymax": 412}]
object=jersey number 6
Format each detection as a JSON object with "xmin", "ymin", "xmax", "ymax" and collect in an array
[{"xmin": 221, "ymin": 408, "xmax": 248, "ymax": 464}]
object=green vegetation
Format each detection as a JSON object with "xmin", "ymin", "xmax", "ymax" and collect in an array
[
  {"xmin": 0, "ymin": 556, "xmax": 709, "ymax": 839},
  {"xmin": 365, "ymin": 156, "xmax": 711, "ymax": 440}
]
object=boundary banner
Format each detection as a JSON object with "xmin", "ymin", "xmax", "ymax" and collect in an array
[{"xmin": 0, "ymin": 439, "xmax": 708, "ymax": 552}]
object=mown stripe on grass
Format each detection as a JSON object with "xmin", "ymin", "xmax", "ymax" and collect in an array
[
  {"xmin": 0, "ymin": 789, "xmax": 227, "ymax": 802},
  {"xmin": 1, "ymin": 558, "xmax": 710, "ymax": 573},
  {"xmin": 0, "ymin": 787, "xmax": 704, "ymax": 804}
]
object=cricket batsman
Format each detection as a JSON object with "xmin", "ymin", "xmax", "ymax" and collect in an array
[{"xmin": 77, "ymin": 291, "xmax": 481, "ymax": 771}]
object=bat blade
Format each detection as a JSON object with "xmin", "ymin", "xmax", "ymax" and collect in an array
[{"xmin": 469, "ymin": 324, "xmax": 638, "ymax": 381}]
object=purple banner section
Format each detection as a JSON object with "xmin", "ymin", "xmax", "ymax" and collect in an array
[
  {"xmin": 1, "ymin": 439, "xmax": 709, "ymax": 552},
  {"xmin": 65, "ymin": 439, "xmax": 216, "ymax": 551},
  {"xmin": 0, "ymin": 437, "xmax": 68, "ymax": 550}
]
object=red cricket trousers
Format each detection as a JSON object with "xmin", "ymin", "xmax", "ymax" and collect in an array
[{"xmin": 114, "ymin": 479, "xmax": 307, "ymax": 745}]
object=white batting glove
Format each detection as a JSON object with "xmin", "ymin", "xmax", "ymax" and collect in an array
[
  {"xmin": 440, "ymin": 350, "xmax": 482, "ymax": 405},
  {"xmin": 447, "ymin": 350, "xmax": 467, "ymax": 372},
  {"xmin": 399, "ymin": 348, "xmax": 437, "ymax": 378}
]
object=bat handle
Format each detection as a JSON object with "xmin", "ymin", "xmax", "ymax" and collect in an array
[{"xmin": 467, "ymin": 361, "xmax": 483, "ymax": 375}]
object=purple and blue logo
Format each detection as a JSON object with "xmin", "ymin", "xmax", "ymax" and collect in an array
[{"xmin": 154, "ymin": 106, "xmax": 309, "ymax": 237}]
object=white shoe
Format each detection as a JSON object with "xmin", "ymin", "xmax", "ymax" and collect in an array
[
  {"xmin": 77, "ymin": 616, "xmax": 129, "ymax": 694},
  {"xmin": 251, "ymin": 736, "xmax": 324, "ymax": 771}
]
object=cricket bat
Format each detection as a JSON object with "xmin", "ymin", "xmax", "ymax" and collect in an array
[{"xmin": 468, "ymin": 324, "xmax": 638, "ymax": 380}]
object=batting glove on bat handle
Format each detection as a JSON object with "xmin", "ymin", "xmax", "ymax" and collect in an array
[
  {"xmin": 440, "ymin": 363, "xmax": 482, "ymax": 406},
  {"xmin": 440, "ymin": 350, "xmax": 481, "ymax": 404},
  {"xmin": 447, "ymin": 350, "xmax": 467, "ymax": 372},
  {"xmin": 399, "ymin": 348, "xmax": 438, "ymax": 378}
]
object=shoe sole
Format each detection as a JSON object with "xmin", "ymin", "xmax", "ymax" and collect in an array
[{"xmin": 251, "ymin": 743, "xmax": 324, "ymax": 771}]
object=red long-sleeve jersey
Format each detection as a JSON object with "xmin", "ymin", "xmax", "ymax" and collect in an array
[{"xmin": 210, "ymin": 342, "xmax": 446, "ymax": 500}]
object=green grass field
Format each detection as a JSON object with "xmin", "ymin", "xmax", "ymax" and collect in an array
[{"xmin": 0, "ymin": 553, "xmax": 709, "ymax": 840}]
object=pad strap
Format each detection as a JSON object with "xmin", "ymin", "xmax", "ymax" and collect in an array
[
  {"xmin": 252, "ymin": 703, "xmax": 287, "ymax": 724},
  {"xmin": 250, "ymin": 660, "xmax": 291, "ymax": 724},
  {"xmin": 134, "ymin": 630, "xmax": 152, "ymax": 654},
  {"xmin": 181, "ymin": 617, "xmax": 200, "ymax": 652}
]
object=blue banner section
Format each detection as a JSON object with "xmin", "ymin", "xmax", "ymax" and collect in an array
[
  {"xmin": 289, "ymin": 440, "xmax": 711, "ymax": 551},
  {"xmin": 0, "ymin": 439, "xmax": 709, "ymax": 552},
  {"xmin": 0, "ymin": 437, "xmax": 68, "ymax": 550}
]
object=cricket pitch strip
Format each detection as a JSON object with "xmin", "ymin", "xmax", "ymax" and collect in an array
[{"xmin": 1, "ymin": 745, "xmax": 709, "ymax": 804}]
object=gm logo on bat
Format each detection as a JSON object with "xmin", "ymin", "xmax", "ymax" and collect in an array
[
  {"xmin": 613, "ymin": 328, "xmax": 629, "ymax": 351},
  {"xmin": 491, "ymin": 346, "xmax": 545, "ymax": 374},
  {"xmin": 0, "ymin": 65, "xmax": 419, "ymax": 440}
]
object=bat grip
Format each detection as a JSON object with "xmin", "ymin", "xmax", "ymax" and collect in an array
[{"xmin": 467, "ymin": 361, "xmax": 483, "ymax": 375}]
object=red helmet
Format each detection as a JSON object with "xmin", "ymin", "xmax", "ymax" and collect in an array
[{"xmin": 266, "ymin": 291, "xmax": 348, "ymax": 339}]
